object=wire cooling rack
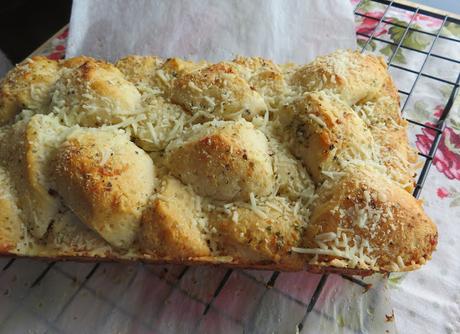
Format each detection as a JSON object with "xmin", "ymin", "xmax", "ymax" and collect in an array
[{"xmin": 0, "ymin": 1, "xmax": 459, "ymax": 333}]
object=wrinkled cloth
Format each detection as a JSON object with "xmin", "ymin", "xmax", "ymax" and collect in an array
[{"xmin": 66, "ymin": 0, "xmax": 357, "ymax": 63}]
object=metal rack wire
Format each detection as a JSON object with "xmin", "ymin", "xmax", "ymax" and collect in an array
[
  {"xmin": 204, "ymin": 1, "xmax": 460, "ymax": 331},
  {"xmin": 202, "ymin": 0, "xmax": 460, "ymax": 330},
  {"xmin": 1, "ymin": 1, "xmax": 459, "ymax": 332},
  {"xmin": 294, "ymin": 0, "xmax": 460, "ymax": 326}
]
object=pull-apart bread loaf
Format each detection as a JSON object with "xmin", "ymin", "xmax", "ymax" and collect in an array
[{"xmin": 0, "ymin": 50, "xmax": 436, "ymax": 274}]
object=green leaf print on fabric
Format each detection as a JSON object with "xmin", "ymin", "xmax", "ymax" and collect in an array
[
  {"xmin": 380, "ymin": 44, "xmax": 406, "ymax": 64},
  {"xmin": 355, "ymin": 0, "xmax": 378, "ymax": 13},
  {"xmin": 440, "ymin": 84, "xmax": 453, "ymax": 99},
  {"xmin": 379, "ymin": 18, "xmax": 432, "ymax": 64},
  {"xmin": 357, "ymin": 38, "xmax": 377, "ymax": 51},
  {"xmin": 442, "ymin": 22, "xmax": 460, "ymax": 39},
  {"xmin": 389, "ymin": 19, "xmax": 432, "ymax": 50},
  {"xmin": 409, "ymin": 100, "xmax": 433, "ymax": 122},
  {"xmin": 451, "ymin": 117, "xmax": 460, "ymax": 133},
  {"xmin": 450, "ymin": 195, "xmax": 460, "ymax": 208}
]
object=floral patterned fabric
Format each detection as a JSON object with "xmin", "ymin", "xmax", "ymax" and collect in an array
[{"xmin": 353, "ymin": 1, "xmax": 460, "ymax": 333}]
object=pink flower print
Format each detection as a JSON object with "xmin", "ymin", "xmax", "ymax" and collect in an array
[
  {"xmin": 416, "ymin": 125, "xmax": 460, "ymax": 181},
  {"xmin": 413, "ymin": 13, "xmax": 443, "ymax": 30},
  {"xmin": 356, "ymin": 12, "xmax": 388, "ymax": 37},
  {"xmin": 57, "ymin": 28, "xmax": 69, "ymax": 40},
  {"xmin": 437, "ymin": 187, "xmax": 449, "ymax": 199}
]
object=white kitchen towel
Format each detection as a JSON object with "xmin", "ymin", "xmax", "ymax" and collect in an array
[{"xmin": 66, "ymin": 0, "xmax": 357, "ymax": 63}]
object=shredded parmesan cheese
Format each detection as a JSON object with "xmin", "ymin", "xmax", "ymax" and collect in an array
[
  {"xmin": 103, "ymin": 114, "xmax": 147, "ymax": 130},
  {"xmin": 232, "ymin": 210, "xmax": 239, "ymax": 223},
  {"xmin": 308, "ymin": 114, "xmax": 327, "ymax": 128},
  {"xmin": 248, "ymin": 192, "xmax": 268, "ymax": 219}
]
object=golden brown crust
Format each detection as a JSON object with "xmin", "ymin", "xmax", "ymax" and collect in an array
[
  {"xmin": 0, "ymin": 253, "xmax": 375, "ymax": 276},
  {"xmin": 0, "ymin": 198, "xmax": 23, "ymax": 253},
  {"xmin": 54, "ymin": 129, "xmax": 155, "ymax": 249},
  {"xmin": 0, "ymin": 56, "xmax": 59, "ymax": 125},
  {"xmin": 0, "ymin": 50, "xmax": 436, "ymax": 274},
  {"xmin": 302, "ymin": 167, "xmax": 437, "ymax": 271},
  {"xmin": 115, "ymin": 55, "xmax": 163, "ymax": 84},
  {"xmin": 290, "ymin": 50, "xmax": 387, "ymax": 104},
  {"xmin": 232, "ymin": 56, "xmax": 287, "ymax": 108},
  {"xmin": 209, "ymin": 206, "xmax": 303, "ymax": 267},
  {"xmin": 171, "ymin": 62, "xmax": 267, "ymax": 121},
  {"xmin": 60, "ymin": 55, "xmax": 97, "ymax": 69},
  {"xmin": 151, "ymin": 57, "xmax": 205, "ymax": 95},
  {"xmin": 139, "ymin": 176, "xmax": 210, "ymax": 259},
  {"xmin": 51, "ymin": 58, "xmax": 142, "ymax": 127},
  {"xmin": 0, "ymin": 168, "xmax": 23, "ymax": 252},
  {"xmin": 281, "ymin": 91, "xmax": 376, "ymax": 183},
  {"xmin": 372, "ymin": 122, "xmax": 418, "ymax": 192},
  {"xmin": 165, "ymin": 120, "xmax": 274, "ymax": 201},
  {"xmin": 352, "ymin": 74, "xmax": 418, "ymax": 191},
  {"xmin": 0, "ymin": 115, "xmax": 68, "ymax": 238}
]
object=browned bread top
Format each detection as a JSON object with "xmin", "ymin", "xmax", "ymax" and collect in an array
[{"xmin": 0, "ymin": 50, "xmax": 435, "ymax": 273}]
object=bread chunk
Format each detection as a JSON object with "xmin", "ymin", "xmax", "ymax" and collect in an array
[
  {"xmin": 140, "ymin": 176, "xmax": 210, "ymax": 259},
  {"xmin": 232, "ymin": 56, "xmax": 287, "ymax": 109},
  {"xmin": 115, "ymin": 55, "xmax": 163, "ymax": 85},
  {"xmin": 45, "ymin": 210, "xmax": 112, "ymax": 257},
  {"xmin": 281, "ymin": 91, "xmax": 377, "ymax": 183},
  {"xmin": 51, "ymin": 58, "xmax": 142, "ymax": 127},
  {"xmin": 209, "ymin": 205, "xmax": 303, "ymax": 266},
  {"xmin": 54, "ymin": 129, "xmax": 155, "ymax": 248},
  {"xmin": 353, "ymin": 76, "xmax": 418, "ymax": 191},
  {"xmin": 290, "ymin": 50, "xmax": 387, "ymax": 105},
  {"xmin": 0, "ymin": 115, "xmax": 69, "ymax": 238},
  {"xmin": 302, "ymin": 167, "xmax": 437, "ymax": 271},
  {"xmin": 118, "ymin": 56, "xmax": 204, "ymax": 95},
  {"xmin": 171, "ymin": 62, "xmax": 267, "ymax": 121},
  {"xmin": 0, "ymin": 57, "xmax": 59, "ymax": 125},
  {"xmin": 166, "ymin": 120, "xmax": 274, "ymax": 201}
]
